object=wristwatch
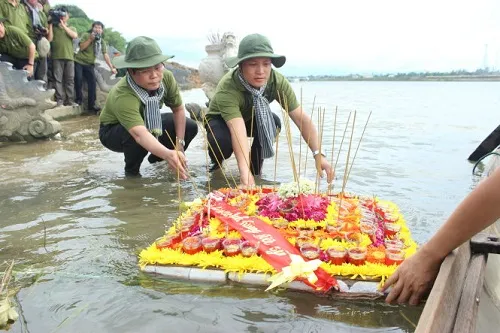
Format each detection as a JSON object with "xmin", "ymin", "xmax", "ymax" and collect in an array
[
  {"xmin": 176, "ymin": 138, "xmax": 185, "ymax": 147},
  {"xmin": 312, "ymin": 150, "xmax": 326, "ymax": 158}
]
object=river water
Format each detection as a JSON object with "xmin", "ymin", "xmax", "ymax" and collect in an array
[{"xmin": 1, "ymin": 81, "xmax": 499, "ymax": 332}]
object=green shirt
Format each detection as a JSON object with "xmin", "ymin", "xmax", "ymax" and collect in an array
[
  {"xmin": 206, "ymin": 69, "xmax": 299, "ymax": 123},
  {"xmin": 50, "ymin": 24, "xmax": 75, "ymax": 60},
  {"xmin": 100, "ymin": 70, "xmax": 183, "ymax": 130},
  {"xmin": 74, "ymin": 33, "xmax": 107, "ymax": 66},
  {"xmin": 0, "ymin": 25, "xmax": 36, "ymax": 59},
  {"xmin": 0, "ymin": 0, "xmax": 30, "ymax": 36}
]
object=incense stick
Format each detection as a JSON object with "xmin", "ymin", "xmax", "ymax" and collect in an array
[
  {"xmin": 303, "ymin": 98, "xmax": 316, "ymax": 176},
  {"xmin": 228, "ymin": 122, "xmax": 253, "ymax": 187},
  {"xmin": 345, "ymin": 111, "xmax": 372, "ymax": 184},
  {"xmin": 328, "ymin": 106, "xmax": 338, "ymax": 196}
]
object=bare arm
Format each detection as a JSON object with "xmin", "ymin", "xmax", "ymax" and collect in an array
[
  {"xmin": 22, "ymin": 42, "xmax": 36, "ymax": 76},
  {"xmin": 60, "ymin": 20, "xmax": 78, "ymax": 39},
  {"xmin": 47, "ymin": 24, "xmax": 53, "ymax": 42},
  {"xmin": 170, "ymin": 104, "xmax": 187, "ymax": 151},
  {"xmin": 382, "ymin": 168, "xmax": 500, "ymax": 305},
  {"xmin": 289, "ymin": 106, "xmax": 334, "ymax": 183},
  {"xmin": 129, "ymin": 125, "xmax": 187, "ymax": 179},
  {"xmin": 103, "ymin": 53, "xmax": 117, "ymax": 74},
  {"xmin": 227, "ymin": 117, "xmax": 255, "ymax": 186},
  {"xmin": 79, "ymin": 34, "xmax": 93, "ymax": 51}
]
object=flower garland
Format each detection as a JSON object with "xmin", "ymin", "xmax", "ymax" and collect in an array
[{"xmin": 138, "ymin": 185, "xmax": 418, "ymax": 285}]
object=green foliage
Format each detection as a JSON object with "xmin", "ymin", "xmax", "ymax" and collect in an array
[{"xmin": 56, "ymin": 4, "xmax": 127, "ymax": 52}]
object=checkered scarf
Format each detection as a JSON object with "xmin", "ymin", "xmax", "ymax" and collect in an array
[
  {"xmin": 237, "ymin": 70, "xmax": 276, "ymax": 159},
  {"xmin": 126, "ymin": 73, "xmax": 165, "ymax": 137}
]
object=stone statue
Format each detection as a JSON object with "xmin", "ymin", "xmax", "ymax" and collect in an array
[
  {"xmin": 198, "ymin": 32, "xmax": 238, "ymax": 102},
  {"xmin": 0, "ymin": 61, "xmax": 61, "ymax": 142}
]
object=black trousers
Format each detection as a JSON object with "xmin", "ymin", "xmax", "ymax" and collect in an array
[
  {"xmin": 0, "ymin": 54, "xmax": 36, "ymax": 80},
  {"xmin": 99, "ymin": 113, "xmax": 198, "ymax": 175},
  {"xmin": 74, "ymin": 62, "xmax": 96, "ymax": 108},
  {"xmin": 205, "ymin": 113, "xmax": 281, "ymax": 176}
]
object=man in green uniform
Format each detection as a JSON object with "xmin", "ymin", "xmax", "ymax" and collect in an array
[
  {"xmin": 74, "ymin": 21, "xmax": 116, "ymax": 113},
  {"xmin": 0, "ymin": 16, "xmax": 36, "ymax": 77},
  {"xmin": 0, "ymin": 0, "xmax": 30, "ymax": 35},
  {"xmin": 47, "ymin": 6, "xmax": 77, "ymax": 106},
  {"xmin": 205, "ymin": 33, "xmax": 334, "ymax": 187},
  {"xmin": 99, "ymin": 36, "xmax": 198, "ymax": 178},
  {"xmin": 23, "ymin": 0, "xmax": 50, "ymax": 81}
]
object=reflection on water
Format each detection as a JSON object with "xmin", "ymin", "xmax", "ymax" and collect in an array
[{"xmin": 1, "ymin": 82, "xmax": 499, "ymax": 332}]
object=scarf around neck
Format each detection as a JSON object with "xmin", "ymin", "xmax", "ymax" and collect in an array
[
  {"xmin": 25, "ymin": 2, "xmax": 41, "ymax": 27},
  {"xmin": 237, "ymin": 70, "xmax": 276, "ymax": 159},
  {"xmin": 126, "ymin": 73, "xmax": 165, "ymax": 137}
]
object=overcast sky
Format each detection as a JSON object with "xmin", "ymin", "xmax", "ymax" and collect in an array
[{"xmin": 51, "ymin": 0, "xmax": 500, "ymax": 76}]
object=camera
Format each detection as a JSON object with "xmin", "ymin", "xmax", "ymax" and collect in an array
[
  {"xmin": 94, "ymin": 33, "xmax": 102, "ymax": 41},
  {"xmin": 33, "ymin": 24, "xmax": 48, "ymax": 39},
  {"xmin": 48, "ymin": 9, "xmax": 67, "ymax": 25}
]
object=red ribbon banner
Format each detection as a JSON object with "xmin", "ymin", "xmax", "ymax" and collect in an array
[{"xmin": 208, "ymin": 199, "xmax": 338, "ymax": 292}]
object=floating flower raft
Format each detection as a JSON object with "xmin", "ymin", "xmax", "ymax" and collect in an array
[{"xmin": 139, "ymin": 179, "xmax": 418, "ymax": 299}]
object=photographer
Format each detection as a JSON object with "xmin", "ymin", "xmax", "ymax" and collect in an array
[
  {"xmin": 23, "ymin": 0, "xmax": 51, "ymax": 81},
  {"xmin": 0, "ymin": 17, "xmax": 36, "ymax": 77},
  {"xmin": 47, "ymin": 6, "xmax": 78, "ymax": 106},
  {"xmin": 74, "ymin": 21, "xmax": 116, "ymax": 113}
]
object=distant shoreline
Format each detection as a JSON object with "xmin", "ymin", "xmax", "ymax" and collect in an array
[{"xmin": 289, "ymin": 75, "xmax": 500, "ymax": 82}]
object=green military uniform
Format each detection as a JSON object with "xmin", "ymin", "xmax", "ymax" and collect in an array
[
  {"xmin": 50, "ymin": 23, "xmax": 76, "ymax": 104},
  {"xmin": 74, "ymin": 32, "xmax": 109, "ymax": 109},
  {"xmin": 0, "ymin": 25, "xmax": 36, "ymax": 59},
  {"xmin": 50, "ymin": 24, "xmax": 74, "ymax": 60},
  {"xmin": 206, "ymin": 68, "xmax": 299, "ymax": 122},
  {"xmin": 0, "ymin": 0, "xmax": 30, "ymax": 35},
  {"xmin": 75, "ymin": 32, "xmax": 107, "ymax": 65},
  {"xmin": 100, "ymin": 70, "xmax": 183, "ymax": 129}
]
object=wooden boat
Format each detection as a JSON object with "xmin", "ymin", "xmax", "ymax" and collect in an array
[
  {"xmin": 468, "ymin": 125, "xmax": 500, "ymax": 162},
  {"xmin": 416, "ymin": 147, "xmax": 500, "ymax": 333}
]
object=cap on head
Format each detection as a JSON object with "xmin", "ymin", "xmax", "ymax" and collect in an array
[
  {"xmin": 225, "ymin": 33, "xmax": 286, "ymax": 68},
  {"xmin": 112, "ymin": 36, "xmax": 174, "ymax": 69}
]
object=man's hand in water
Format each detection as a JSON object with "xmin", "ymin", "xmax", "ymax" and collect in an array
[{"xmin": 166, "ymin": 149, "xmax": 188, "ymax": 179}]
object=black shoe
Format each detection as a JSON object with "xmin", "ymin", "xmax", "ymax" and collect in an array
[
  {"xmin": 148, "ymin": 154, "xmax": 162, "ymax": 164},
  {"xmin": 125, "ymin": 170, "xmax": 142, "ymax": 178},
  {"xmin": 89, "ymin": 105, "xmax": 101, "ymax": 112}
]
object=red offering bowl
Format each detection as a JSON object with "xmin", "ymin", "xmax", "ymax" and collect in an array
[
  {"xmin": 300, "ymin": 244, "xmax": 320, "ymax": 260},
  {"xmin": 384, "ymin": 223, "xmax": 401, "ymax": 237},
  {"xmin": 240, "ymin": 241, "xmax": 258, "ymax": 257},
  {"xmin": 326, "ymin": 246, "xmax": 347, "ymax": 265},
  {"xmin": 385, "ymin": 248, "xmax": 405, "ymax": 266},
  {"xmin": 384, "ymin": 239, "xmax": 404, "ymax": 250},
  {"xmin": 348, "ymin": 247, "xmax": 367, "ymax": 266},
  {"xmin": 295, "ymin": 236, "xmax": 313, "ymax": 249},
  {"xmin": 155, "ymin": 234, "xmax": 179, "ymax": 249},
  {"xmin": 222, "ymin": 238, "xmax": 241, "ymax": 257},
  {"xmin": 182, "ymin": 236, "xmax": 202, "ymax": 255},
  {"xmin": 201, "ymin": 237, "xmax": 221, "ymax": 253}
]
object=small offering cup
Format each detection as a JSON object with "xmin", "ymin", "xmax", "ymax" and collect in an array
[
  {"xmin": 347, "ymin": 247, "xmax": 367, "ymax": 266},
  {"xmin": 222, "ymin": 238, "xmax": 241, "ymax": 257},
  {"xmin": 182, "ymin": 236, "xmax": 202, "ymax": 255}
]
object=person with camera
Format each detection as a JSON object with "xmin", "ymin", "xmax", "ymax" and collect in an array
[
  {"xmin": 47, "ymin": 6, "xmax": 77, "ymax": 106},
  {"xmin": 22, "ymin": 0, "xmax": 50, "ymax": 81},
  {"xmin": 74, "ymin": 21, "xmax": 116, "ymax": 113},
  {"xmin": 0, "ymin": 0, "xmax": 30, "ymax": 35},
  {"xmin": 0, "ymin": 16, "xmax": 36, "ymax": 77}
]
